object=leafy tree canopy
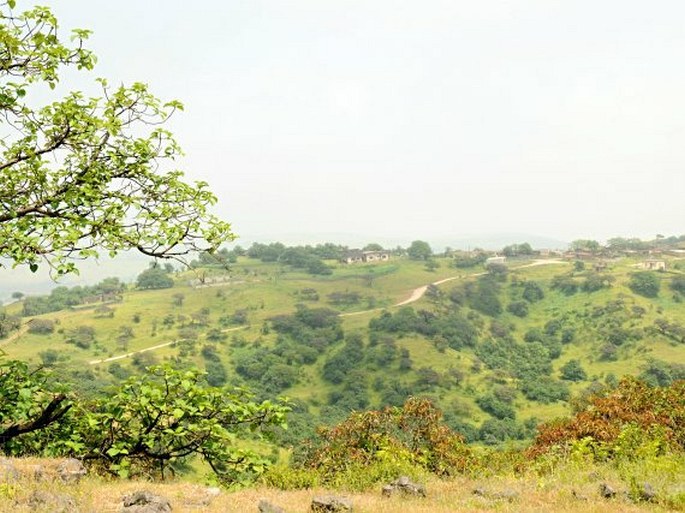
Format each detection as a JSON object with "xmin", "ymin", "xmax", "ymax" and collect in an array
[
  {"xmin": 570, "ymin": 239, "xmax": 601, "ymax": 253},
  {"xmin": 136, "ymin": 264, "xmax": 174, "ymax": 289},
  {"xmin": 0, "ymin": 2, "xmax": 233, "ymax": 276},
  {"xmin": 502, "ymin": 242, "xmax": 534, "ymax": 257},
  {"xmin": 407, "ymin": 240, "xmax": 432, "ymax": 260},
  {"xmin": 362, "ymin": 242, "xmax": 383, "ymax": 251}
]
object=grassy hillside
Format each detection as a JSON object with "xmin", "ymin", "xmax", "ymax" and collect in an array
[{"xmin": 2, "ymin": 252, "xmax": 685, "ymax": 447}]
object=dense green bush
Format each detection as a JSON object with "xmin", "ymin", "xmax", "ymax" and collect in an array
[
  {"xmin": 322, "ymin": 334, "xmax": 365, "ymax": 384},
  {"xmin": 520, "ymin": 376, "xmax": 569, "ymax": 403},
  {"xmin": 639, "ymin": 359, "xmax": 685, "ymax": 387},
  {"xmin": 507, "ymin": 300, "xmax": 529, "ymax": 318},
  {"xmin": 65, "ymin": 325, "xmax": 96, "ymax": 349},
  {"xmin": 479, "ymin": 418, "xmax": 527, "ymax": 444},
  {"xmin": 0, "ymin": 310, "xmax": 20, "ymax": 338},
  {"xmin": 560, "ymin": 359, "xmax": 587, "ymax": 381},
  {"xmin": 469, "ymin": 276, "xmax": 502, "ymax": 316},
  {"xmin": 522, "ymin": 281, "xmax": 544, "ymax": 302},
  {"xmin": 629, "ymin": 271, "xmax": 660, "ymax": 298},
  {"xmin": 0, "ymin": 358, "xmax": 71, "ymax": 454},
  {"xmin": 476, "ymin": 393, "xmax": 515, "ymax": 419},
  {"xmin": 551, "ymin": 274, "xmax": 578, "ymax": 295},
  {"xmin": 476, "ymin": 338, "xmax": 552, "ymax": 381},
  {"xmin": 27, "ymin": 318, "xmax": 55, "ymax": 335},
  {"xmin": 671, "ymin": 276, "xmax": 685, "ymax": 295}
]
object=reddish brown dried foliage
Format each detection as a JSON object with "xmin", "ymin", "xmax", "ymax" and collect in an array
[{"xmin": 527, "ymin": 377, "xmax": 685, "ymax": 458}]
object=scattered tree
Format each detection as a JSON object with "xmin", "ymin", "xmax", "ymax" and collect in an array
[
  {"xmin": 28, "ymin": 319, "xmax": 55, "ymax": 335},
  {"xmin": 560, "ymin": 359, "xmax": 587, "ymax": 381},
  {"xmin": 0, "ymin": 310, "xmax": 21, "ymax": 338},
  {"xmin": 136, "ymin": 265, "xmax": 174, "ymax": 290},
  {"xmin": 507, "ymin": 301, "xmax": 529, "ymax": 318},
  {"xmin": 407, "ymin": 240, "xmax": 432, "ymax": 261}
]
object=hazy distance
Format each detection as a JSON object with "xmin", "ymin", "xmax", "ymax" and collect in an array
[{"xmin": 3, "ymin": 1, "xmax": 684, "ymax": 295}]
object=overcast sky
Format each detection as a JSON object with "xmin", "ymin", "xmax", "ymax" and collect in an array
[{"xmin": 24, "ymin": 1, "xmax": 685, "ymax": 244}]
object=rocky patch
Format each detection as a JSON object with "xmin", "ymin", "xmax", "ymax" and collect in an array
[
  {"xmin": 120, "ymin": 490, "xmax": 172, "ymax": 513},
  {"xmin": 311, "ymin": 495, "xmax": 353, "ymax": 512},
  {"xmin": 381, "ymin": 476, "xmax": 426, "ymax": 498}
]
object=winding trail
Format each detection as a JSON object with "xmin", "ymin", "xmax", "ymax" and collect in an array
[
  {"xmin": 347, "ymin": 258, "xmax": 566, "ymax": 314},
  {"xmin": 0, "ymin": 323, "xmax": 30, "ymax": 345},
  {"xmin": 88, "ymin": 326, "xmax": 247, "ymax": 365},
  {"xmin": 83, "ymin": 259, "xmax": 567, "ymax": 364}
]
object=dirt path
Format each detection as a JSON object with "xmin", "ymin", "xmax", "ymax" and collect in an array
[
  {"xmin": 0, "ymin": 323, "xmax": 30, "ymax": 345},
  {"xmin": 361, "ymin": 258, "xmax": 567, "ymax": 312},
  {"xmin": 58, "ymin": 259, "xmax": 570, "ymax": 363},
  {"xmin": 339, "ymin": 308, "xmax": 384, "ymax": 318},
  {"xmin": 88, "ymin": 326, "xmax": 247, "ymax": 365}
]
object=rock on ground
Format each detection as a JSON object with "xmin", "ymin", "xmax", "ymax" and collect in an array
[
  {"xmin": 121, "ymin": 490, "xmax": 172, "ymax": 513},
  {"xmin": 258, "ymin": 499, "xmax": 286, "ymax": 513},
  {"xmin": 27, "ymin": 490, "xmax": 78, "ymax": 513},
  {"xmin": 472, "ymin": 486, "xmax": 519, "ymax": 502},
  {"xmin": 311, "ymin": 495, "xmax": 353, "ymax": 512},
  {"xmin": 57, "ymin": 458, "xmax": 87, "ymax": 484},
  {"xmin": 638, "ymin": 482, "xmax": 657, "ymax": 502},
  {"xmin": 381, "ymin": 476, "xmax": 427, "ymax": 498},
  {"xmin": 599, "ymin": 483, "xmax": 617, "ymax": 499}
]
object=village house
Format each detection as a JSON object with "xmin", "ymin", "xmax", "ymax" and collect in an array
[
  {"xmin": 640, "ymin": 259, "xmax": 666, "ymax": 271},
  {"xmin": 485, "ymin": 255, "xmax": 506, "ymax": 265},
  {"xmin": 593, "ymin": 261, "xmax": 608, "ymax": 272},
  {"xmin": 341, "ymin": 250, "xmax": 391, "ymax": 264}
]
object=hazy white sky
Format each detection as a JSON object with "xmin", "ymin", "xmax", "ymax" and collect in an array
[{"xmin": 35, "ymin": 1, "xmax": 685, "ymax": 243}]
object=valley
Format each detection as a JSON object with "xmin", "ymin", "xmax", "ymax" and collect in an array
[{"xmin": 3, "ymin": 242, "xmax": 684, "ymax": 447}]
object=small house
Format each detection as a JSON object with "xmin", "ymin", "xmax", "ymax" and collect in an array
[
  {"xmin": 640, "ymin": 259, "xmax": 666, "ymax": 271},
  {"xmin": 593, "ymin": 261, "xmax": 608, "ymax": 272},
  {"xmin": 485, "ymin": 256, "xmax": 506, "ymax": 265},
  {"xmin": 362, "ymin": 250, "xmax": 390, "ymax": 263},
  {"xmin": 341, "ymin": 250, "xmax": 391, "ymax": 264}
]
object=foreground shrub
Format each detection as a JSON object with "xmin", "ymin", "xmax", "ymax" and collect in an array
[
  {"xmin": 0, "ymin": 358, "xmax": 71, "ymax": 454},
  {"xmin": 77, "ymin": 365, "xmax": 289, "ymax": 484},
  {"xmin": 528, "ymin": 377, "xmax": 685, "ymax": 459},
  {"xmin": 1, "ymin": 361, "xmax": 289, "ymax": 486},
  {"xmin": 261, "ymin": 464, "xmax": 321, "ymax": 490},
  {"xmin": 296, "ymin": 398, "xmax": 471, "ymax": 488}
]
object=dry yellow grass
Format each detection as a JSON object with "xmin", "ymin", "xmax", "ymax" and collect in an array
[{"xmin": 1, "ymin": 458, "xmax": 681, "ymax": 513}]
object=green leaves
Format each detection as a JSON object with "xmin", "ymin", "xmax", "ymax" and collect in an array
[
  {"xmin": 0, "ymin": 2, "xmax": 235, "ymax": 275},
  {"xmin": 0, "ymin": 356, "xmax": 72, "ymax": 454},
  {"xmin": 77, "ymin": 364, "xmax": 289, "ymax": 483}
]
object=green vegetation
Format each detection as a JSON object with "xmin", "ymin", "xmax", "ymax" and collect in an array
[
  {"xmin": 0, "ymin": 359, "xmax": 287, "ymax": 485},
  {"xmin": 0, "ymin": 1, "xmax": 233, "ymax": 276},
  {"xmin": 407, "ymin": 240, "xmax": 433, "ymax": 260},
  {"xmin": 629, "ymin": 271, "xmax": 661, "ymax": 298},
  {"xmin": 5, "ymin": 245, "xmax": 685, "ymax": 454},
  {"xmin": 1, "ymin": 3, "xmax": 684, "ymax": 506},
  {"xmin": 136, "ymin": 266, "xmax": 175, "ymax": 290}
]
